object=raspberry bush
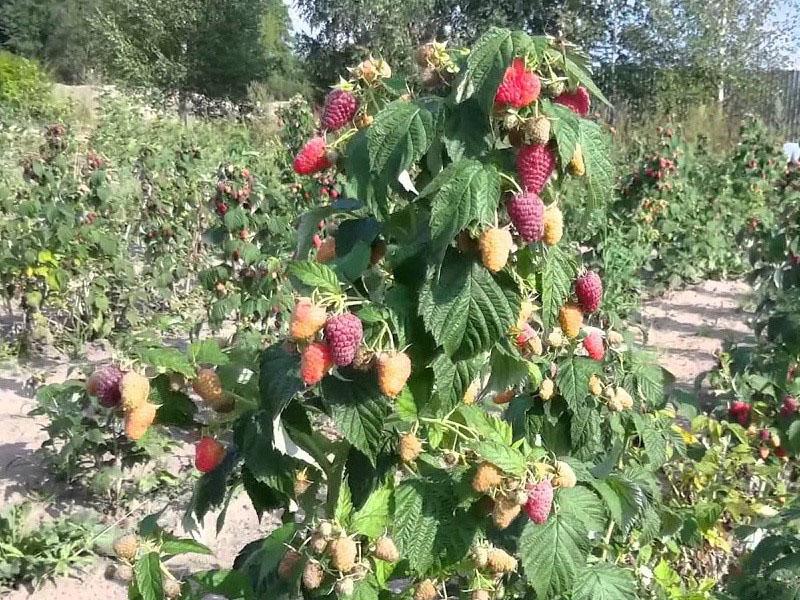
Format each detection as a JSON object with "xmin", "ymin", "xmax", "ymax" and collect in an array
[{"xmin": 109, "ymin": 30, "xmax": 683, "ymax": 599}]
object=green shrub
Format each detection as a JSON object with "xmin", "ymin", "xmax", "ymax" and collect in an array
[{"xmin": 0, "ymin": 51, "xmax": 62, "ymax": 118}]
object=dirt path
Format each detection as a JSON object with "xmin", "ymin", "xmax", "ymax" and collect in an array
[{"xmin": 638, "ymin": 279, "xmax": 754, "ymax": 393}]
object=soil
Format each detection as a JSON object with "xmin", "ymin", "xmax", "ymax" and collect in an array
[{"xmin": 0, "ymin": 279, "xmax": 755, "ymax": 598}]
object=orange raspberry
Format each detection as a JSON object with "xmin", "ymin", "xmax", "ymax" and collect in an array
[
  {"xmin": 112, "ymin": 534, "xmax": 139, "ymax": 561},
  {"xmin": 329, "ymin": 536, "xmax": 358, "ymax": 572},
  {"xmin": 317, "ymin": 237, "xmax": 336, "ymax": 263},
  {"xmin": 472, "ymin": 462, "xmax": 503, "ymax": 493},
  {"xmin": 568, "ymin": 144, "xmax": 586, "ymax": 176},
  {"xmin": 558, "ymin": 303, "xmax": 582, "ymax": 338},
  {"xmin": 398, "ymin": 432, "xmax": 423, "ymax": 463},
  {"xmin": 414, "ymin": 579, "xmax": 438, "ymax": 600},
  {"xmin": 377, "ymin": 351, "xmax": 412, "ymax": 397},
  {"xmin": 290, "ymin": 297, "xmax": 327, "ymax": 341},
  {"xmin": 553, "ymin": 460, "xmax": 577, "ymax": 488},
  {"xmin": 373, "ymin": 536, "xmax": 400, "ymax": 562},
  {"xmin": 542, "ymin": 204, "xmax": 563, "ymax": 246},
  {"xmin": 486, "ymin": 547, "xmax": 517, "ymax": 573},
  {"xmin": 120, "ymin": 371, "xmax": 150, "ymax": 413},
  {"xmin": 124, "ymin": 402, "xmax": 157, "ymax": 441},
  {"xmin": 479, "ymin": 228, "xmax": 513, "ymax": 273},
  {"xmin": 300, "ymin": 342, "xmax": 333, "ymax": 385},
  {"xmin": 492, "ymin": 495, "xmax": 522, "ymax": 529}
]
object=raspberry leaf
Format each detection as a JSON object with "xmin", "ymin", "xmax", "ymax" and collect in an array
[
  {"xmin": 351, "ymin": 483, "xmax": 393, "ymax": 538},
  {"xmin": 134, "ymin": 551, "xmax": 164, "ymax": 600},
  {"xmin": 419, "ymin": 252, "xmax": 518, "ymax": 359},
  {"xmin": 443, "ymin": 99, "xmax": 491, "ymax": 161},
  {"xmin": 485, "ymin": 349, "xmax": 529, "ymax": 394},
  {"xmin": 430, "ymin": 353, "xmax": 485, "ymax": 416},
  {"xmin": 151, "ymin": 375, "xmax": 197, "ymax": 427},
  {"xmin": 570, "ymin": 404, "xmax": 602, "ymax": 458},
  {"xmin": 540, "ymin": 245, "xmax": 578, "ymax": 328},
  {"xmin": 561, "ymin": 55, "xmax": 612, "ymax": 108},
  {"xmin": 518, "ymin": 509, "xmax": 590, "ymax": 597},
  {"xmin": 351, "ymin": 578, "xmax": 381, "ymax": 600},
  {"xmin": 557, "ymin": 486, "xmax": 607, "ymax": 534},
  {"xmin": 288, "ymin": 260, "xmax": 341, "ymax": 295},
  {"xmin": 334, "ymin": 476, "xmax": 354, "ymax": 526},
  {"xmin": 557, "ymin": 357, "xmax": 600, "ymax": 409},
  {"xmin": 368, "ymin": 99, "xmax": 435, "ymax": 179},
  {"xmin": 578, "ymin": 120, "xmax": 614, "ymax": 208},
  {"xmin": 572, "ymin": 563, "xmax": 637, "ymax": 600},
  {"xmin": 394, "ymin": 481, "xmax": 438, "ymax": 574},
  {"xmin": 471, "ymin": 439, "xmax": 527, "ymax": 476},
  {"xmin": 542, "ymin": 100, "xmax": 581, "ymax": 168},
  {"xmin": 423, "ymin": 159, "xmax": 500, "ymax": 256},
  {"xmin": 188, "ymin": 339, "xmax": 229, "ymax": 366}
]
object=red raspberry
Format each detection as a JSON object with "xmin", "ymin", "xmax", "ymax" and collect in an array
[
  {"xmin": 515, "ymin": 323, "xmax": 535, "ymax": 350},
  {"xmin": 86, "ymin": 365, "xmax": 124, "ymax": 408},
  {"xmin": 293, "ymin": 137, "xmax": 333, "ymax": 175},
  {"xmin": 524, "ymin": 480, "xmax": 554, "ymax": 524},
  {"xmin": 729, "ymin": 401, "xmax": 751, "ymax": 426},
  {"xmin": 516, "ymin": 144, "xmax": 556, "ymax": 194},
  {"xmin": 195, "ymin": 437, "xmax": 225, "ymax": 473},
  {"xmin": 781, "ymin": 396, "xmax": 798, "ymax": 418},
  {"xmin": 322, "ymin": 89, "xmax": 359, "ymax": 131},
  {"xmin": 216, "ymin": 202, "xmax": 229, "ymax": 216},
  {"xmin": 506, "ymin": 191, "xmax": 544, "ymax": 243},
  {"xmin": 575, "ymin": 271, "xmax": 603, "ymax": 313},
  {"xmin": 300, "ymin": 341, "xmax": 334, "ymax": 385},
  {"xmin": 554, "ymin": 86, "xmax": 591, "ymax": 116},
  {"xmin": 324, "ymin": 313, "xmax": 363, "ymax": 366},
  {"xmin": 495, "ymin": 58, "xmax": 541, "ymax": 109},
  {"xmin": 582, "ymin": 331, "xmax": 604, "ymax": 360},
  {"xmin": 312, "ymin": 234, "xmax": 323, "ymax": 249}
]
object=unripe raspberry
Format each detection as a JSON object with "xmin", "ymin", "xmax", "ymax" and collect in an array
[
  {"xmin": 524, "ymin": 479, "xmax": 554, "ymax": 524},
  {"xmin": 373, "ymin": 536, "xmax": 400, "ymax": 562},
  {"xmin": 317, "ymin": 236, "xmax": 336, "ymax": 263},
  {"xmin": 554, "ymin": 86, "xmax": 591, "ymax": 116},
  {"xmin": 615, "ymin": 387, "xmax": 634, "ymax": 410},
  {"xmin": 568, "ymin": 144, "xmax": 586, "ymax": 176},
  {"xmin": 318, "ymin": 521, "xmax": 334, "ymax": 538},
  {"xmin": 553, "ymin": 461, "xmax": 577, "ymax": 488},
  {"xmin": 300, "ymin": 341, "xmax": 334, "ymax": 385},
  {"xmin": 518, "ymin": 299, "xmax": 535, "ymax": 325},
  {"xmin": 542, "ymin": 204, "xmax": 563, "ymax": 246},
  {"xmin": 112, "ymin": 534, "xmax": 139, "ymax": 561},
  {"xmin": 607, "ymin": 330, "xmax": 624, "ymax": 346},
  {"xmin": 302, "ymin": 561, "xmax": 325, "ymax": 590},
  {"xmin": 472, "ymin": 462, "xmax": 503, "ymax": 493},
  {"xmin": 516, "ymin": 143, "xmax": 556, "ymax": 194},
  {"xmin": 414, "ymin": 579, "xmax": 438, "ymax": 600},
  {"xmin": 607, "ymin": 392, "xmax": 624, "ymax": 412},
  {"xmin": 479, "ymin": 228, "xmax": 513, "ymax": 273},
  {"xmin": 329, "ymin": 537, "xmax": 358, "ymax": 572},
  {"xmin": 575, "ymin": 271, "xmax": 603, "ymax": 313},
  {"xmin": 463, "ymin": 380, "xmax": 481, "ymax": 405},
  {"xmin": 322, "ymin": 89, "xmax": 359, "ymax": 131},
  {"xmin": 290, "ymin": 297, "xmax": 327, "ymax": 341},
  {"xmin": 781, "ymin": 396, "xmax": 798, "ymax": 417},
  {"xmin": 539, "ymin": 378, "xmax": 555, "ymax": 401},
  {"xmin": 324, "ymin": 313, "xmax": 363, "ymax": 367},
  {"xmin": 492, "ymin": 495, "xmax": 522, "ymax": 529},
  {"xmin": 547, "ymin": 329, "xmax": 565, "ymax": 348},
  {"xmin": 163, "ymin": 579, "xmax": 182, "ymax": 599},
  {"xmin": 486, "ymin": 548, "xmax": 517, "ymax": 573},
  {"xmin": 120, "ymin": 371, "xmax": 150, "ymax": 413},
  {"xmin": 494, "ymin": 389, "xmax": 515, "ymax": 405},
  {"xmin": 352, "ymin": 346, "xmax": 376, "ymax": 372},
  {"xmin": 583, "ymin": 331, "xmax": 604, "ymax": 360},
  {"xmin": 355, "ymin": 113, "xmax": 374, "ymax": 129},
  {"xmin": 309, "ymin": 533, "xmax": 328, "ymax": 554},
  {"xmin": 294, "ymin": 468, "xmax": 312, "ymax": 497},
  {"xmin": 547, "ymin": 79, "xmax": 566, "ymax": 97},
  {"xmin": 377, "ymin": 351, "xmax": 412, "ymax": 397},
  {"xmin": 192, "ymin": 368, "xmax": 223, "ymax": 404},
  {"xmin": 525, "ymin": 116, "xmax": 551, "ymax": 145},
  {"xmin": 495, "ymin": 58, "xmax": 541, "ymax": 109},
  {"xmin": 506, "ymin": 192, "xmax": 544, "ymax": 243},
  {"xmin": 278, "ymin": 549, "xmax": 301, "ymax": 580},
  {"xmin": 195, "ymin": 437, "xmax": 226, "ymax": 473},
  {"xmin": 398, "ymin": 432, "xmax": 423, "ymax": 463},
  {"xmin": 472, "ymin": 546, "xmax": 489, "ymax": 569},
  {"xmin": 124, "ymin": 402, "xmax": 157, "ymax": 441},
  {"xmin": 336, "ymin": 577, "xmax": 355, "ymax": 596},
  {"xmin": 559, "ymin": 303, "xmax": 582, "ymax": 338},
  {"xmin": 772, "ymin": 432, "xmax": 782, "ymax": 448},
  {"xmin": 293, "ymin": 137, "xmax": 333, "ymax": 175},
  {"xmin": 472, "ymin": 591, "xmax": 491, "ymax": 600},
  {"xmin": 588, "ymin": 374, "xmax": 603, "ymax": 396},
  {"xmin": 86, "ymin": 365, "xmax": 123, "ymax": 408}
]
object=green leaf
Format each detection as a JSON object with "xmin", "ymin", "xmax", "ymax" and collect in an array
[
  {"xmin": 368, "ymin": 100, "xmax": 434, "ymax": 178},
  {"xmin": 570, "ymin": 404, "xmax": 602, "ymax": 457},
  {"xmin": 351, "ymin": 484, "xmax": 393, "ymax": 538},
  {"xmin": 288, "ymin": 260, "xmax": 341, "ymax": 295},
  {"xmin": 189, "ymin": 340, "xmax": 229, "ymax": 366},
  {"xmin": 485, "ymin": 349, "xmax": 528, "ymax": 394},
  {"xmin": 135, "ymin": 347, "xmax": 194, "ymax": 378},
  {"xmin": 556, "ymin": 357, "xmax": 599, "ymax": 409},
  {"xmin": 419, "ymin": 252, "xmax": 518, "ymax": 359},
  {"xmin": 393, "ymin": 481, "xmax": 439, "ymax": 574},
  {"xmin": 557, "ymin": 486, "xmax": 606, "ymax": 534},
  {"xmin": 160, "ymin": 537, "xmax": 212, "ymax": 557},
  {"xmin": 134, "ymin": 552, "xmax": 163, "ymax": 600},
  {"xmin": 605, "ymin": 473, "xmax": 648, "ymax": 533},
  {"xmin": 541, "ymin": 245, "xmax": 577, "ymax": 328},
  {"xmin": 471, "ymin": 440, "xmax": 527, "ymax": 476},
  {"xmin": 259, "ymin": 343, "xmax": 302, "ymax": 419},
  {"xmin": 151, "ymin": 375, "xmax": 197, "ymax": 427},
  {"xmin": 542, "ymin": 101, "xmax": 581, "ymax": 168},
  {"xmin": 573, "ymin": 564, "xmax": 636, "ymax": 600},
  {"xmin": 563, "ymin": 56, "xmax": 611, "ymax": 107},
  {"xmin": 335, "ymin": 478, "xmax": 354, "ymax": 526},
  {"xmin": 430, "ymin": 353, "xmax": 485, "ymax": 416},
  {"xmin": 352, "ymin": 576, "xmax": 380, "ymax": 600},
  {"xmin": 579, "ymin": 120, "xmax": 614, "ymax": 209},
  {"xmin": 455, "ymin": 27, "xmax": 523, "ymax": 111},
  {"xmin": 519, "ymin": 510, "xmax": 589, "ymax": 598},
  {"xmin": 632, "ymin": 414, "xmax": 668, "ymax": 468},
  {"xmin": 422, "ymin": 159, "xmax": 500, "ymax": 253},
  {"xmin": 443, "ymin": 99, "xmax": 491, "ymax": 161},
  {"xmin": 322, "ymin": 370, "xmax": 390, "ymax": 465}
]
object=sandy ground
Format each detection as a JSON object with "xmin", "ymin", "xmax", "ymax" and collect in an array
[{"xmin": 0, "ymin": 279, "xmax": 755, "ymax": 598}]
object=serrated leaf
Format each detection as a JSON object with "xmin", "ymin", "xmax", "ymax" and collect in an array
[
  {"xmin": 455, "ymin": 27, "xmax": 518, "ymax": 111},
  {"xmin": 563, "ymin": 56, "xmax": 611, "ymax": 107},
  {"xmin": 419, "ymin": 253, "xmax": 518, "ymax": 359},
  {"xmin": 151, "ymin": 374, "xmax": 197, "ymax": 427},
  {"xmin": 557, "ymin": 486, "xmax": 606, "ymax": 534},
  {"xmin": 352, "ymin": 577, "xmax": 380, "ymax": 600},
  {"xmin": 134, "ymin": 551, "xmax": 163, "ymax": 600},
  {"xmin": 573, "ymin": 563, "xmax": 636, "ymax": 600},
  {"xmin": 541, "ymin": 245, "xmax": 577, "ymax": 328},
  {"xmin": 259, "ymin": 343, "xmax": 302, "ymax": 419},
  {"xmin": 288, "ymin": 260, "xmax": 341, "ymax": 295},
  {"xmin": 189, "ymin": 340, "xmax": 229, "ymax": 366},
  {"xmin": 394, "ymin": 481, "xmax": 438, "ymax": 574},
  {"xmin": 135, "ymin": 347, "xmax": 194, "ymax": 378},
  {"xmin": 430, "ymin": 353, "xmax": 485, "ymax": 416},
  {"xmin": 351, "ymin": 484, "xmax": 393, "ymax": 538},
  {"xmin": 368, "ymin": 100, "xmax": 434, "ymax": 178},
  {"xmin": 455, "ymin": 405, "xmax": 514, "ymax": 445},
  {"xmin": 322, "ymin": 370, "xmax": 390, "ymax": 465},
  {"xmin": 160, "ymin": 537, "xmax": 212, "ymax": 557},
  {"xmin": 579, "ymin": 120, "xmax": 614, "ymax": 208},
  {"xmin": 423, "ymin": 159, "xmax": 500, "ymax": 253},
  {"xmin": 519, "ymin": 510, "xmax": 589, "ymax": 598},
  {"xmin": 443, "ymin": 99, "xmax": 491, "ymax": 161},
  {"xmin": 335, "ymin": 478, "xmax": 354, "ymax": 526},
  {"xmin": 570, "ymin": 404, "xmax": 602, "ymax": 458},
  {"xmin": 557, "ymin": 357, "xmax": 599, "ymax": 409},
  {"xmin": 632, "ymin": 413, "xmax": 668, "ymax": 468},
  {"xmin": 605, "ymin": 473, "xmax": 648, "ymax": 533},
  {"xmin": 542, "ymin": 100, "xmax": 581, "ymax": 168},
  {"xmin": 486, "ymin": 349, "xmax": 528, "ymax": 394},
  {"xmin": 472, "ymin": 440, "xmax": 527, "ymax": 476}
]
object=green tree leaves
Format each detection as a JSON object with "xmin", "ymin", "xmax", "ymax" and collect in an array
[
  {"xmin": 573, "ymin": 563, "xmax": 637, "ymax": 600},
  {"xmin": 368, "ymin": 100, "xmax": 436, "ymax": 179},
  {"xmin": 419, "ymin": 253, "xmax": 518, "ymax": 359},
  {"xmin": 422, "ymin": 159, "xmax": 500, "ymax": 255}
]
